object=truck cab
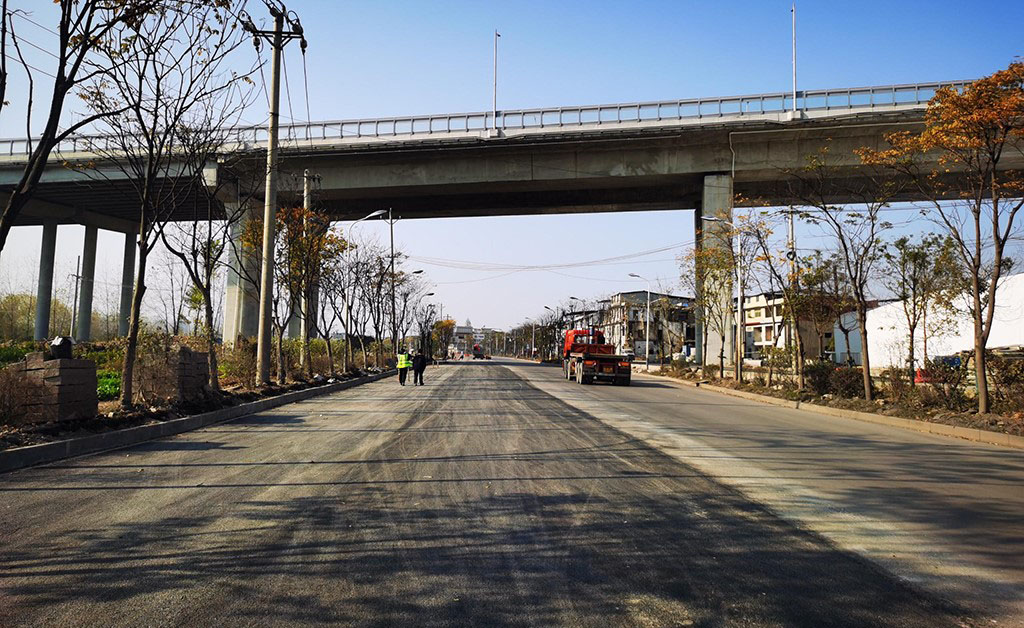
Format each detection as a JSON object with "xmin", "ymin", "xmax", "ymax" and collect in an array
[{"xmin": 562, "ymin": 329, "xmax": 631, "ymax": 386}]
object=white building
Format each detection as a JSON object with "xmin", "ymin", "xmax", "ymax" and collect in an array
[{"xmin": 833, "ymin": 273, "xmax": 1024, "ymax": 369}]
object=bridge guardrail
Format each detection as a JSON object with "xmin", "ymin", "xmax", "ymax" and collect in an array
[{"xmin": 0, "ymin": 80, "xmax": 970, "ymax": 157}]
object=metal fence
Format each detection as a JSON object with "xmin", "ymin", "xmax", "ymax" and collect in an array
[{"xmin": 0, "ymin": 80, "xmax": 971, "ymax": 156}]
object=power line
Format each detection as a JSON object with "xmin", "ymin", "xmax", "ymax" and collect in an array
[
  {"xmin": 3, "ymin": 52, "xmax": 56, "ymax": 79},
  {"xmin": 11, "ymin": 12, "xmax": 59, "ymax": 37},
  {"xmin": 409, "ymin": 240, "xmax": 692, "ymax": 273}
]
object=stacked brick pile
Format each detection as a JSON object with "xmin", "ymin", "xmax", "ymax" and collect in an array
[
  {"xmin": 136, "ymin": 347, "xmax": 209, "ymax": 404},
  {"xmin": 13, "ymin": 352, "xmax": 98, "ymax": 423}
]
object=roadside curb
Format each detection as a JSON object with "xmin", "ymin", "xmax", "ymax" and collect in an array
[
  {"xmin": 0, "ymin": 370, "xmax": 396, "ymax": 474},
  {"xmin": 643, "ymin": 373, "xmax": 1024, "ymax": 451}
]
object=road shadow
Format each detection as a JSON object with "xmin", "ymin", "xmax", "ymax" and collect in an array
[{"xmin": 0, "ymin": 362, "xmax": 988, "ymax": 627}]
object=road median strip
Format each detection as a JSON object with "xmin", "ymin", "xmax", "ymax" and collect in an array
[{"xmin": 0, "ymin": 370, "xmax": 396, "ymax": 474}]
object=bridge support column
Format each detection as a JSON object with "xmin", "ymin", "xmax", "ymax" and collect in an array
[
  {"xmin": 118, "ymin": 231, "xmax": 136, "ymax": 336},
  {"xmin": 33, "ymin": 222, "xmax": 58, "ymax": 341},
  {"xmin": 287, "ymin": 304, "xmax": 300, "ymax": 339},
  {"xmin": 223, "ymin": 203, "xmax": 260, "ymax": 345},
  {"xmin": 696, "ymin": 173, "xmax": 734, "ymax": 372},
  {"xmin": 76, "ymin": 225, "xmax": 98, "ymax": 341}
]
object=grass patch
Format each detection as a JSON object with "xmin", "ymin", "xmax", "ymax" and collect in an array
[{"xmin": 96, "ymin": 369, "xmax": 121, "ymax": 401}]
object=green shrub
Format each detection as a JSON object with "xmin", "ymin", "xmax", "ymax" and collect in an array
[
  {"xmin": 220, "ymin": 338, "xmax": 257, "ymax": 388},
  {"xmin": 924, "ymin": 356, "xmax": 970, "ymax": 410},
  {"xmin": 0, "ymin": 341, "xmax": 43, "ymax": 366},
  {"xmin": 96, "ymin": 369, "xmax": 121, "ymax": 401},
  {"xmin": 988, "ymin": 355, "xmax": 1024, "ymax": 413},
  {"xmin": 882, "ymin": 367, "xmax": 912, "ymax": 403},
  {"xmin": 74, "ymin": 341, "xmax": 125, "ymax": 371},
  {"xmin": 829, "ymin": 367, "xmax": 866, "ymax": 398},
  {"xmin": 804, "ymin": 361, "xmax": 833, "ymax": 396}
]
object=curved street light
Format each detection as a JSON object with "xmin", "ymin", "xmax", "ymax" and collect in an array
[{"xmin": 628, "ymin": 273, "xmax": 651, "ymax": 371}]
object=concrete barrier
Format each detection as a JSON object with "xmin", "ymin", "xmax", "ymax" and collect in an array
[{"xmin": 0, "ymin": 371, "xmax": 396, "ymax": 474}]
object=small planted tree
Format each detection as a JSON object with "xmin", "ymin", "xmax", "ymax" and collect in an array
[
  {"xmin": 787, "ymin": 144, "xmax": 903, "ymax": 400},
  {"xmin": 680, "ymin": 244, "xmax": 732, "ymax": 376},
  {"xmin": 880, "ymin": 234, "xmax": 961, "ymax": 385},
  {"xmin": 860, "ymin": 62, "xmax": 1024, "ymax": 413}
]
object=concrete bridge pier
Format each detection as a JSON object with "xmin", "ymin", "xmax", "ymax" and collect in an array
[
  {"xmin": 695, "ymin": 173, "xmax": 735, "ymax": 370},
  {"xmin": 222, "ymin": 202, "xmax": 261, "ymax": 345},
  {"xmin": 75, "ymin": 225, "xmax": 98, "ymax": 341},
  {"xmin": 118, "ymin": 231, "xmax": 136, "ymax": 336},
  {"xmin": 33, "ymin": 221, "xmax": 58, "ymax": 341}
]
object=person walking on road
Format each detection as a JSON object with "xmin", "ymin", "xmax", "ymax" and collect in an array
[
  {"xmin": 412, "ymin": 349, "xmax": 428, "ymax": 386},
  {"xmin": 397, "ymin": 348, "xmax": 412, "ymax": 386}
]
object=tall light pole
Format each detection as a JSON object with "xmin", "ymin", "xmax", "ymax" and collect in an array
[
  {"xmin": 628, "ymin": 273, "xmax": 651, "ymax": 371},
  {"xmin": 492, "ymin": 29, "xmax": 501, "ymax": 135},
  {"xmin": 544, "ymin": 305, "xmax": 557, "ymax": 360},
  {"xmin": 242, "ymin": 5, "xmax": 306, "ymax": 386},
  {"xmin": 343, "ymin": 209, "xmax": 385, "ymax": 369},
  {"xmin": 568, "ymin": 296, "xmax": 581, "ymax": 329}
]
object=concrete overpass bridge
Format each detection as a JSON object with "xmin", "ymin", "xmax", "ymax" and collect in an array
[{"xmin": 0, "ymin": 80, "xmax": 982, "ymax": 347}]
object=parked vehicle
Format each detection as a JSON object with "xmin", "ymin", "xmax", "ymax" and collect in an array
[{"xmin": 561, "ymin": 329, "xmax": 631, "ymax": 385}]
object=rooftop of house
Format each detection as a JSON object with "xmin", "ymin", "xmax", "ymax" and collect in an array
[{"xmin": 603, "ymin": 290, "xmax": 693, "ymax": 307}]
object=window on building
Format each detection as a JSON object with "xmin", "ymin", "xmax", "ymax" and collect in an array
[{"xmin": 765, "ymin": 326, "xmax": 773, "ymax": 341}]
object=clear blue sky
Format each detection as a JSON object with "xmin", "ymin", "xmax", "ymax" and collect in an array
[{"xmin": 1, "ymin": 0, "xmax": 1021, "ymax": 330}]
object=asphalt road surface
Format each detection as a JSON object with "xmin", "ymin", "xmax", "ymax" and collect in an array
[{"xmin": 0, "ymin": 359, "xmax": 1006, "ymax": 627}]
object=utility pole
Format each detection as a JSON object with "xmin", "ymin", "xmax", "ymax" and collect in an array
[
  {"xmin": 786, "ymin": 209, "xmax": 798, "ymax": 357},
  {"xmin": 299, "ymin": 170, "xmax": 315, "ymax": 372},
  {"xmin": 388, "ymin": 208, "xmax": 396, "ymax": 356},
  {"xmin": 69, "ymin": 256, "xmax": 81, "ymax": 338},
  {"xmin": 242, "ymin": 3, "xmax": 306, "ymax": 386},
  {"xmin": 736, "ymin": 236, "xmax": 745, "ymax": 381}
]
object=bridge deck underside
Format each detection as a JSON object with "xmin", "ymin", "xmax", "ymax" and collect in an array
[
  {"xmin": 7, "ymin": 111, "xmax": 1016, "ymax": 228},
  {"xmin": 7, "ymin": 178, "xmax": 224, "ymax": 228}
]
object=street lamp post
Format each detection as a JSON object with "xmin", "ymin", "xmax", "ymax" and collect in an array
[
  {"xmin": 628, "ymin": 273, "xmax": 651, "ymax": 371},
  {"xmin": 344, "ymin": 210, "xmax": 386, "ymax": 370},
  {"xmin": 544, "ymin": 305, "xmax": 559, "ymax": 360},
  {"xmin": 568, "ymin": 296, "xmax": 581, "ymax": 330}
]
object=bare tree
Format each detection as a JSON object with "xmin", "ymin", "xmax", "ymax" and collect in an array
[
  {"xmin": 76, "ymin": 2, "xmax": 250, "ymax": 408},
  {"xmin": 787, "ymin": 145, "xmax": 904, "ymax": 400},
  {"xmin": 0, "ymin": 1, "xmax": 163, "ymax": 252}
]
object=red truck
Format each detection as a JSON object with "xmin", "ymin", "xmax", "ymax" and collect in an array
[{"xmin": 561, "ymin": 329, "xmax": 631, "ymax": 385}]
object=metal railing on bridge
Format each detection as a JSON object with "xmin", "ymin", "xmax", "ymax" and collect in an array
[{"xmin": 0, "ymin": 80, "xmax": 971, "ymax": 156}]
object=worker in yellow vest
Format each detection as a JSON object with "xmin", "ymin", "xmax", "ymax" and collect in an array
[{"xmin": 397, "ymin": 349, "xmax": 412, "ymax": 386}]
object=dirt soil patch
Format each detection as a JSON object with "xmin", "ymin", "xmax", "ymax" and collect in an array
[{"xmin": 652, "ymin": 369, "xmax": 1024, "ymax": 438}]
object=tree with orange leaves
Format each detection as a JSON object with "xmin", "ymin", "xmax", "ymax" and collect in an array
[
  {"xmin": 860, "ymin": 61, "xmax": 1024, "ymax": 414},
  {"xmin": 242, "ymin": 204, "xmax": 346, "ymax": 384}
]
